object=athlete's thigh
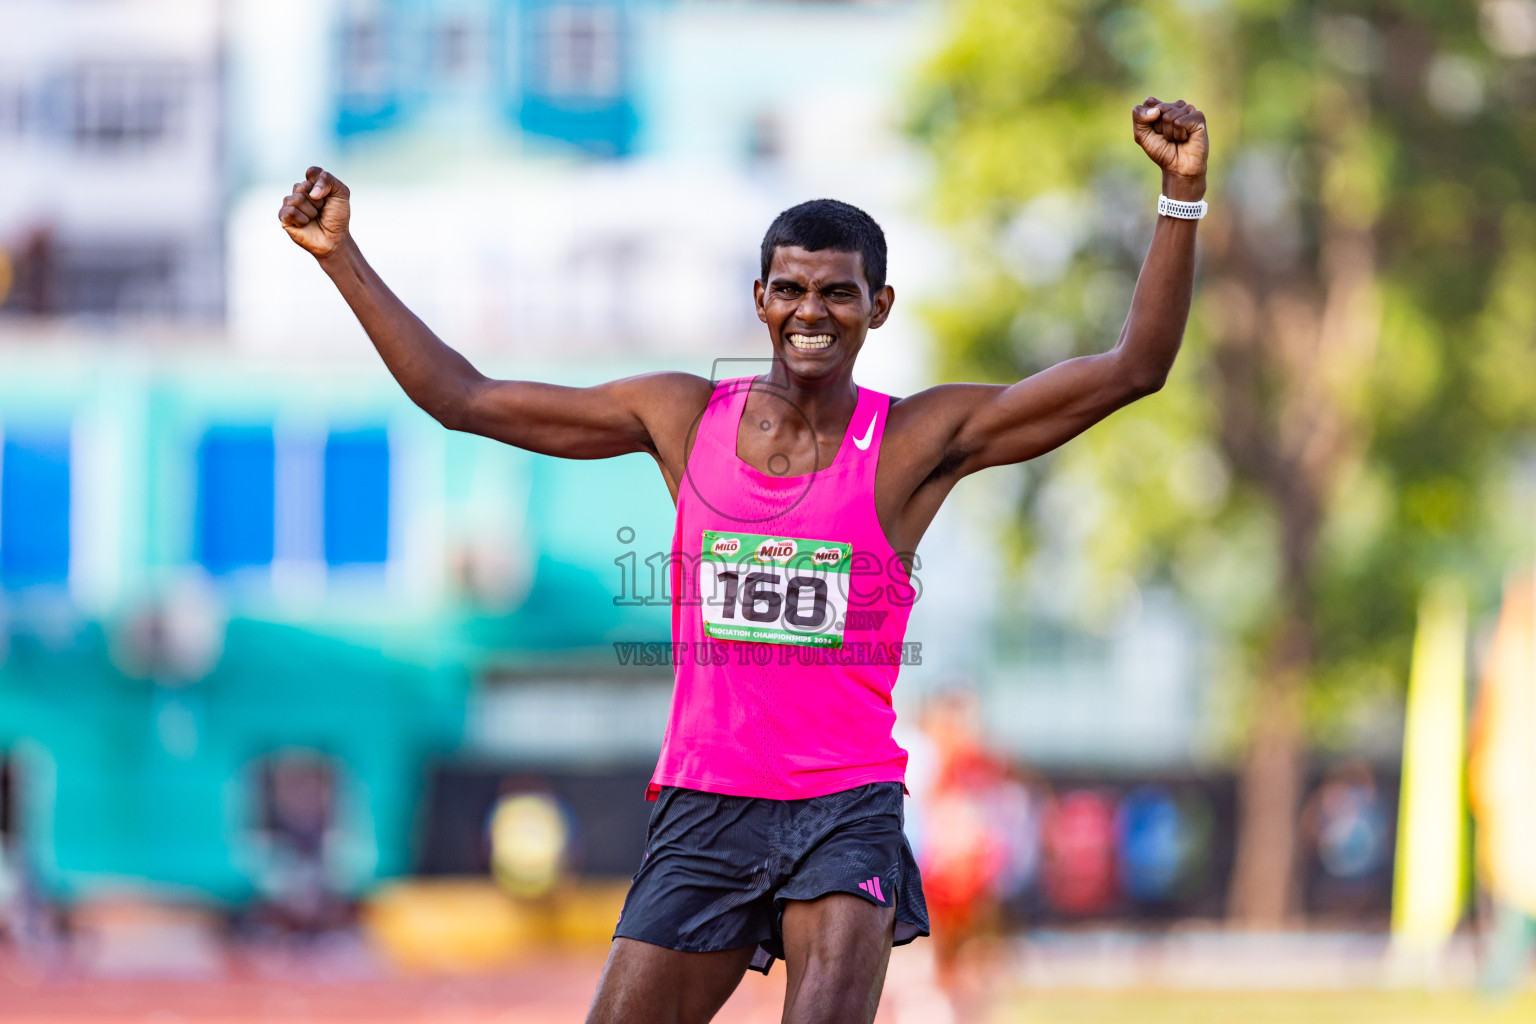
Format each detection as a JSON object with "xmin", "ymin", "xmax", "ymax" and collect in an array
[
  {"xmin": 586, "ymin": 937, "xmax": 756, "ymax": 1024},
  {"xmin": 779, "ymin": 894, "xmax": 895, "ymax": 1024}
]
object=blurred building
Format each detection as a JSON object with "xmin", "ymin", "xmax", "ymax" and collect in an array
[
  {"xmin": 0, "ymin": 352, "xmax": 679, "ymax": 901},
  {"xmin": 225, "ymin": 0, "xmax": 941, "ymax": 373},
  {"xmin": 0, "ymin": 0, "xmax": 224, "ymax": 319}
]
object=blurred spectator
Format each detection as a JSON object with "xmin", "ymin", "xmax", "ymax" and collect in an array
[
  {"xmin": 0, "ymin": 754, "xmax": 24, "ymax": 945},
  {"xmin": 990, "ymin": 767, "xmax": 1047, "ymax": 917},
  {"xmin": 1042, "ymin": 788, "xmax": 1119, "ymax": 917},
  {"xmin": 1116, "ymin": 785, "xmax": 1184, "ymax": 904},
  {"xmin": 0, "ymin": 229, "xmax": 56, "ymax": 315},
  {"xmin": 0, "ymin": 753, "xmax": 58, "ymax": 955},
  {"xmin": 0, "ymin": 754, "xmax": 14, "ymax": 935},
  {"xmin": 244, "ymin": 751, "xmax": 352, "ymax": 940},
  {"xmin": 1302, "ymin": 759, "xmax": 1391, "ymax": 921},
  {"xmin": 1115, "ymin": 784, "xmax": 1216, "ymax": 914}
]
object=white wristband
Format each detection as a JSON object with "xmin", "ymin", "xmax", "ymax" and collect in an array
[{"xmin": 1158, "ymin": 194, "xmax": 1208, "ymax": 220}]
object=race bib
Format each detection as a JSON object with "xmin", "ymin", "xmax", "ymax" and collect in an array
[{"xmin": 700, "ymin": 530, "xmax": 852, "ymax": 648}]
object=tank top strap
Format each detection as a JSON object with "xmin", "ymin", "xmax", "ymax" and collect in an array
[
  {"xmin": 840, "ymin": 384, "xmax": 890, "ymax": 488},
  {"xmin": 695, "ymin": 376, "xmax": 753, "ymax": 454}
]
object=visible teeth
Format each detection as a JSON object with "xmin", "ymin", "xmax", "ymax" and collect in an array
[{"xmin": 788, "ymin": 334, "xmax": 832, "ymax": 350}]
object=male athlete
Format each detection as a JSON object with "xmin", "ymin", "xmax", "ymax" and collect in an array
[{"xmin": 280, "ymin": 96, "xmax": 1208, "ymax": 1024}]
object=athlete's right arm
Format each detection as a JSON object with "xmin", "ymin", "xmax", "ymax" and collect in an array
[{"xmin": 278, "ymin": 167, "xmax": 707, "ymax": 465}]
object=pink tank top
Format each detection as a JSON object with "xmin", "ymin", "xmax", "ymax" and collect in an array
[{"xmin": 648, "ymin": 376, "xmax": 914, "ymax": 800}]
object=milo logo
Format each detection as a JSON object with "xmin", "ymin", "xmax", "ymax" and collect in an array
[
  {"xmin": 711, "ymin": 536, "xmax": 741, "ymax": 556},
  {"xmin": 754, "ymin": 539, "xmax": 797, "ymax": 563},
  {"xmin": 812, "ymin": 546, "xmax": 842, "ymax": 567}
]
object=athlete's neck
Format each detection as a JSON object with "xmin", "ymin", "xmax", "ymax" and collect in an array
[{"xmin": 759, "ymin": 364, "xmax": 859, "ymax": 431}]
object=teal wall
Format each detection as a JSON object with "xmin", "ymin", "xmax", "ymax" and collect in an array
[
  {"xmin": 0, "ymin": 621, "xmax": 462, "ymax": 902},
  {"xmin": 0, "ymin": 352, "xmax": 675, "ymax": 903}
]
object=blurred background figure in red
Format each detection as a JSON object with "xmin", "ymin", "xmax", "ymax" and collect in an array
[{"xmin": 917, "ymin": 686, "xmax": 1041, "ymax": 986}]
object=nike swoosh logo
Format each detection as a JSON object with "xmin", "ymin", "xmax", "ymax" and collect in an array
[{"xmin": 852, "ymin": 412, "xmax": 877, "ymax": 451}]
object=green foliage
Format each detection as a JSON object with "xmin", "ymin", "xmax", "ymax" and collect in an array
[{"xmin": 913, "ymin": 0, "xmax": 1536, "ymax": 737}]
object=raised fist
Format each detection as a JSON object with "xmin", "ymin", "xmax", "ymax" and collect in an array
[
  {"xmin": 1132, "ymin": 98, "xmax": 1208, "ymax": 186},
  {"xmin": 278, "ymin": 166, "xmax": 351, "ymax": 258}
]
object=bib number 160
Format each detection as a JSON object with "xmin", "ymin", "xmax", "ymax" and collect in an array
[
  {"xmin": 715, "ymin": 571, "xmax": 829, "ymax": 629},
  {"xmin": 699, "ymin": 531, "xmax": 851, "ymax": 647}
]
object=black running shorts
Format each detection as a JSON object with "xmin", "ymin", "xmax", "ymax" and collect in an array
[{"xmin": 612, "ymin": 782, "xmax": 929, "ymax": 974}]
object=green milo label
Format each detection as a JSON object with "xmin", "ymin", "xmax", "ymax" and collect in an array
[{"xmin": 701, "ymin": 531, "xmax": 852, "ymax": 573}]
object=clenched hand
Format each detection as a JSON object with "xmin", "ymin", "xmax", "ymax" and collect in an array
[{"xmin": 278, "ymin": 166, "xmax": 351, "ymax": 259}]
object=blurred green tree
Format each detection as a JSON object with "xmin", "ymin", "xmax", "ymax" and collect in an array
[{"xmin": 912, "ymin": 0, "xmax": 1536, "ymax": 924}]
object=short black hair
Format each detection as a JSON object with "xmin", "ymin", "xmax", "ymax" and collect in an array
[{"xmin": 760, "ymin": 199, "xmax": 887, "ymax": 294}]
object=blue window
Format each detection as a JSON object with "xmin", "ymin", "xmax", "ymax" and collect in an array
[
  {"xmin": 335, "ymin": 9, "xmax": 404, "ymax": 137},
  {"xmin": 0, "ymin": 430, "xmax": 71, "ymax": 587},
  {"xmin": 514, "ymin": 0, "xmax": 637, "ymax": 157},
  {"xmin": 324, "ymin": 429, "xmax": 390, "ymax": 566},
  {"xmin": 197, "ymin": 427, "xmax": 275, "ymax": 574}
]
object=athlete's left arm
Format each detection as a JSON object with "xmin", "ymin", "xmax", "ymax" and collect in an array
[{"xmin": 925, "ymin": 98, "xmax": 1208, "ymax": 477}]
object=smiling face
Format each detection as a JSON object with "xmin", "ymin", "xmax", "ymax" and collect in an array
[{"xmin": 753, "ymin": 246, "xmax": 894, "ymax": 385}]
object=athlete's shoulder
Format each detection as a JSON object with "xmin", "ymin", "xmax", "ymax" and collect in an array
[
  {"xmin": 886, "ymin": 382, "xmax": 1000, "ymax": 436},
  {"xmin": 618, "ymin": 371, "xmax": 714, "ymax": 408},
  {"xmin": 615, "ymin": 372, "xmax": 715, "ymax": 444}
]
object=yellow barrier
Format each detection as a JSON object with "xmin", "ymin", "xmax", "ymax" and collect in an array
[
  {"xmin": 1389, "ymin": 580, "xmax": 1468, "ymax": 978},
  {"xmin": 360, "ymin": 878, "xmax": 628, "ymax": 972}
]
